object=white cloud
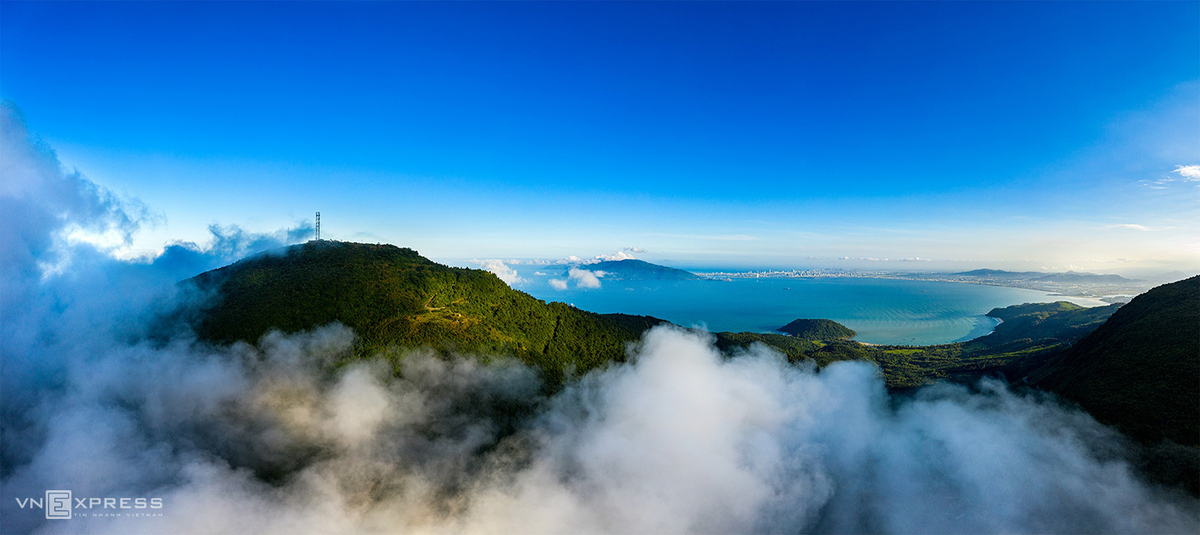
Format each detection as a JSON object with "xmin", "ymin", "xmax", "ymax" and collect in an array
[
  {"xmin": 12, "ymin": 320, "xmax": 1197, "ymax": 535},
  {"xmin": 500, "ymin": 259, "xmax": 553, "ymax": 266},
  {"xmin": 1145, "ymin": 165, "xmax": 1200, "ymax": 189},
  {"xmin": 547, "ymin": 268, "xmax": 606, "ymax": 289},
  {"xmin": 596, "ymin": 250, "xmax": 637, "ymax": 262},
  {"xmin": 1107, "ymin": 224, "xmax": 1151, "ymax": 232},
  {"xmin": 568, "ymin": 267, "xmax": 603, "ymax": 289},
  {"xmin": 546, "ymin": 255, "xmax": 585, "ymax": 265},
  {"xmin": 478, "ymin": 259, "xmax": 525, "ymax": 285},
  {"xmin": 1173, "ymin": 164, "xmax": 1200, "ymax": 181},
  {"xmin": 509, "ymin": 248, "xmax": 647, "ymax": 267}
]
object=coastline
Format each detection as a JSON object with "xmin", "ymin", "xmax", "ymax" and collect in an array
[
  {"xmin": 693, "ymin": 271, "xmax": 1140, "ymax": 306},
  {"xmin": 514, "ymin": 266, "xmax": 1134, "ymax": 346}
]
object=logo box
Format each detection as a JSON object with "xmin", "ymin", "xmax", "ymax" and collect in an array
[{"xmin": 45, "ymin": 490, "xmax": 71, "ymax": 519}]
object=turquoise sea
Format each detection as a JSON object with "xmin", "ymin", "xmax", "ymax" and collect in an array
[{"xmin": 514, "ymin": 272, "xmax": 1107, "ymax": 346}]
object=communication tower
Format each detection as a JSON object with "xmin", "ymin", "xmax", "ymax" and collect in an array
[{"xmin": 315, "ymin": 212, "xmax": 321, "ymax": 241}]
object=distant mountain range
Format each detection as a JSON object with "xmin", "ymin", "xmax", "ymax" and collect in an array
[
  {"xmin": 954, "ymin": 269, "xmax": 1137, "ymax": 283},
  {"xmin": 568, "ymin": 259, "xmax": 700, "ymax": 281},
  {"xmin": 955, "ymin": 269, "xmax": 1045, "ymax": 278}
]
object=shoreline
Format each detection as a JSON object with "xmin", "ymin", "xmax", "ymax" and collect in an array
[
  {"xmin": 517, "ymin": 269, "xmax": 1132, "ymax": 346},
  {"xmin": 851, "ymin": 315, "xmax": 1005, "ymax": 348},
  {"xmin": 695, "ymin": 272, "xmax": 1137, "ymax": 306}
]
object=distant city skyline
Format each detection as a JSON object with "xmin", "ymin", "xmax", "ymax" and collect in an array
[{"xmin": 2, "ymin": 1, "xmax": 1197, "ymax": 275}]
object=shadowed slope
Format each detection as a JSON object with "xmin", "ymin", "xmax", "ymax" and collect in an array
[{"xmin": 1028, "ymin": 275, "xmax": 1199, "ymax": 447}]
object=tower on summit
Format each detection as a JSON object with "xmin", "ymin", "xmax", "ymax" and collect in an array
[{"xmin": 315, "ymin": 212, "xmax": 321, "ymax": 241}]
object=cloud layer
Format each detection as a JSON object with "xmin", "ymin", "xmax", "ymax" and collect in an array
[{"xmin": 6, "ymin": 316, "xmax": 1197, "ymax": 534}]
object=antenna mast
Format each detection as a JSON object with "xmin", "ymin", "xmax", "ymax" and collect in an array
[{"xmin": 315, "ymin": 212, "xmax": 321, "ymax": 241}]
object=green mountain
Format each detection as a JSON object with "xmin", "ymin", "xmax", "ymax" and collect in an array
[
  {"xmin": 715, "ymin": 301, "xmax": 1122, "ymax": 390},
  {"xmin": 974, "ymin": 301, "xmax": 1121, "ymax": 352},
  {"xmin": 567, "ymin": 259, "xmax": 700, "ymax": 280},
  {"xmin": 1027, "ymin": 275, "xmax": 1199, "ymax": 447},
  {"xmin": 187, "ymin": 241, "xmax": 664, "ymax": 383},
  {"xmin": 777, "ymin": 318, "xmax": 856, "ymax": 340}
]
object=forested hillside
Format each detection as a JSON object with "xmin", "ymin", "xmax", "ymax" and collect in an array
[
  {"xmin": 1028, "ymin": 275, "xmax": 1199, "ymax": 447},
  {"xmin": 189, "ymin": 241, "xmax": 662, "ymax": 383}
]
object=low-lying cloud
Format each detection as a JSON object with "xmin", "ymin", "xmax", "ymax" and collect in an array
[
  {"xmin": 548, "ymin": 268, "xmax": 606, "ymax": 291},
  {"xmin": 6, "ymin": 318, "xmax": 1197, "ymax": 534},
  {"xmin": 3, "ymin": 104, "xmax": 1197, "ymax": 535},
  {"xmin": 595, "ymin": 248, "xmax": 641, "ymax": 262},
  {"xmin": 477, "ymin": 259, "xmax": 525, "ymax": 286},
  {"xmin": 502, "ymin": 247, "xmax": 646, "ymax": 267},
  {"xmin": 568, "ymin": 267, "xmax": 604, "ymax": 289}
]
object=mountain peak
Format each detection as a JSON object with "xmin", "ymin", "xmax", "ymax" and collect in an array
[{"xmin": 568, "ymin": 258, "xmax": 700, "ymax": 280}]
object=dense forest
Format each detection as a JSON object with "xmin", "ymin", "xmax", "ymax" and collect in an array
[
  {"xmin": 776, "ymin": 318, "xmax": 856, "ymax": 340},
  {"xmin": 1026, "ymin": 276, "xmax": 1200, "ymax": 492},
  {"xmin": 716, "ymin": 301, "xmax": 1120, "ymax": 390},
  {"xmin": 189, "ymin": 241, "xmax": 660, "ymax": 385}
]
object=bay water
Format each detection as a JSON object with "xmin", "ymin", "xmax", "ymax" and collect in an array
[{"xmin": 515, "ymin": 273, "xmax": 1107, "ymax": 346}]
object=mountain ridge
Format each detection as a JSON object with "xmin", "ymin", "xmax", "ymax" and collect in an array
[
  {"xmin": 954, "ymin": 268, "xmax": 1136, "ymax": 282},
  {"xmin": 567, "ymin": 259, "xmax": 700, "ymax": 281},
  {"xmin": 1028, "ymin": 275, "xmax": 1199, "ymax": 446},
  {"xmin": 187, "ymin": 241, "xmax": 664, "ymax": 384}
]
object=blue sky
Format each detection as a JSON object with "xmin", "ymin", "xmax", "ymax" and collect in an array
[{"xmin": 2, "ymin": 1, "xmax": 1198, "ymax": 273}]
